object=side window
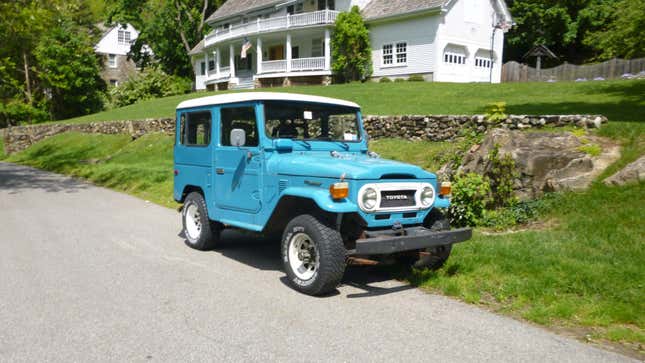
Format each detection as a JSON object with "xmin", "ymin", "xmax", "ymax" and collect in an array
[
  {"xmin": 221, "ymin": 107, "xmax": 259, "ymax": 147},
  {"xmin": 181, "ymin": 111, "xmax": 211, "ymax": 146}
]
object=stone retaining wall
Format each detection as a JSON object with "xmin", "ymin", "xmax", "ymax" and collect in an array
[{"xmin": 2, "ymin": 114, "xmax": 607, "ymax": 155}]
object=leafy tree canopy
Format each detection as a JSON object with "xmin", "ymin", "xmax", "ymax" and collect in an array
[
  {"xmin": 331, "ymin": 6, "xmax": 372, "ymax": 83},
  {"xmin": 107, "ymin": 0, "xmax": 221, "ymax": 77}
]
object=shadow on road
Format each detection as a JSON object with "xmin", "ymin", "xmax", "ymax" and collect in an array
[
  {"xmin": 0, "ymin": 162, "xmax": 89, "ymax": 194},
  {"xmin": 206, "ymin": 229, "xmax": 415, "ymax": 298}
]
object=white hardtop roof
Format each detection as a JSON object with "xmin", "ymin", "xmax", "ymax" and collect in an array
[{"xmin": 176, "ymin": 92, "xmax": 361, "ymax": 110}]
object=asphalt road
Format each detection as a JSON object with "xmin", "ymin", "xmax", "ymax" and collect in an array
[{"xmin": 0, "ymin": 162, "xmax": 636, "ymax": 362}]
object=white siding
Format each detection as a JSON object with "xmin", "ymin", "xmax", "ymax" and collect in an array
[
  {"xmin": 370, "ymin": 16, "xmax": 439, "ymax": 78},
  {"xmin": 95, "ymin": 23, "xmax": 139, "ymax": 56},
  {"xmin": 434, "ymin": 0, "xmax": 506, "ymax": 83}
]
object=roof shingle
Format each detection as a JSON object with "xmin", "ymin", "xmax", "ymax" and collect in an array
[
  {"xmin": 206, "ymin": 0, "xmax": 283, "ymax": 24},
  {"xmin": 361, "ymin": 0, "xmax": 447, "ymax": 20}
]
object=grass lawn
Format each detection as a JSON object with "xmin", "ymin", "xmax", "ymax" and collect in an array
[
  {"xmin": 5, "ymin": 80, "xmax": 644, "ymax": 355},
  {"xmin": 59, "ymin": 79, "xmax": 645, "ymax": 123}
]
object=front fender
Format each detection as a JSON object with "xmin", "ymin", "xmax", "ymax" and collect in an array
[{"xmin": 281, "ymin": 187, "xmax": 358, "ymax": 213}]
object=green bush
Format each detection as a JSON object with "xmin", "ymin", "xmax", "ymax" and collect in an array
[
  {"xmin": 0, "ymin": 100, "xmax": 49, "ymax": 127},
  {"xmin": 408, "ymin": 74, "xmax": 425, "ymax": 82},
  {"xmin": 485, "ymin": 101, "xmax": 507, "ymax": 123},
  {"xmin": 394, "ymin": 78, "xmax": 406, "ymax": 83},
  {"xmin": 481, "ymin": 199, "xmax": 545, "ymax": 230},
  {"xmin": 379, "ymin": 77, "xmax": 392, "ymax": 83},
  {"xmin": 109, "ymin": 67, "xmax": 191, "ymax": 108},
  {"xmin": 487, "ymin": 143, "xmax": 518, "ymax": 208},
  {"xmin": 449, "ymin": 173, "xmax": 492, "ymax": 227}
]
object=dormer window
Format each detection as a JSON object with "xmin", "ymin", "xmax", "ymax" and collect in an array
[{"xmin": 118, "ymin": 30, "xmax": 131, "ymax": 45}]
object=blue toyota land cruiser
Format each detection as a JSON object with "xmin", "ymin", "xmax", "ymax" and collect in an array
[{"xmin": 174, "ymin": 92, "xmax": 471, "ymax": 295}]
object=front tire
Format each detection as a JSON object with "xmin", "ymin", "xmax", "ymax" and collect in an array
[
  {"xmin": 182, "ymin": 192, "xmax": 221, "ymax": 251},
  {"xmin": 398, "ymin": 209, "xmax": 453, "ymax": 270},
  {"xmin": 281, "ymin": 214, "xmax": 346, "ymax": 296}
]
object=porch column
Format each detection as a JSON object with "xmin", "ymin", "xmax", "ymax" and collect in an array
[
  {"xmin": 286, "ymin": 33, "xmax": 292, "ymax": 72},
  {"xmin": 324, "ymin": 28, "xmax": 331, "ymax": 70},
  {"xmin": 204, "ymin": 51, "xmax": 209, "ymax": 78},
  {"xmin": 229, "ymin": 43, "xmax": 236, "ymax": 78},
  {"xmin": 256, "ymin": 37, "xmax": 263, "ymax": 74},
  {"xmin": 215, "ymin": 47, "xmax": 221, "ymax": 77}
]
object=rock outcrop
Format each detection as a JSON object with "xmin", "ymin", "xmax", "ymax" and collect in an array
[
  {"xmin": 459, "ymin": 129, "xmax": 620, "ymax": 200},
  {"xmin": 604, "ymin": 156, "xmax": 645, "ymax": 186}
]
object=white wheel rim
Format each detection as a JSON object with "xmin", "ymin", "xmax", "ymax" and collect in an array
[
  {"xmin": 288, "ymin": 232, "xmax": 319, "ymax": 281},
  {"xmin": 185, "ymin": 203, "xmax": 202, "ymax": 240}
]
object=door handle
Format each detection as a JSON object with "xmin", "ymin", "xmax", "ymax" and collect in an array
[{"xmin": 215, "ymin": 168, "xmax": 224, "ymax": 175}]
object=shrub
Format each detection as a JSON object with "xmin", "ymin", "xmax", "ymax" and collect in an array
[
  {"xmin": 0, "ymin": 100, "xmax": 49, "ymax": 127},
  {"xmin": 379, "ymin": 77, "xmax": 392, "ymax": 83},
  {"xmin": 109, "ymin": 66, "xmax": 191, "ymax": 108},
  {"xmin": 408, "ymin": 74, "xmax": 425, "ymax": 82},
  {"xmin": 331, "ymin": 6, "xmax": 372, "ymax": 82},
  {"xmin": 394, "ymin": 78, "xmax": 406, "ymax": 83},
  {"xmin": 449, "ymin": 173, "xmax": 492, "ymax": 227},
  {"xmin": 487, "ymin": 143, "xmax": 518, "ymax": 208},
  {"xmin": 481, "ymin": 199, "xmax": 545, "ymax": 230},
  {"xmin": 485, "ymin": 101, "xmax": 507, "ymax": 123}
]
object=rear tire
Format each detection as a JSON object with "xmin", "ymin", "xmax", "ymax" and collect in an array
[
  {"xmin": 281, "ymin": 214, "xmax": 346, "ymax": 296},
  {"xmin": 182, "ymin": 192, "xmax": 221, "ymax": 251}
]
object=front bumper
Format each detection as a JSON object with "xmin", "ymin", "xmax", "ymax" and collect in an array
[{"xmin": 351, "ymin": 226, "xmax": 472, "ymax": 255}]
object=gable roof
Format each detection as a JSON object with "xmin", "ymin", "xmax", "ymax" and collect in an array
[
  {"xmin": 361, "ymin": 0, "xmax": 446, "ymax": 20},
  {"xmin": 206, "ymin": 0, "xmax": 282, "ymax": 24}
]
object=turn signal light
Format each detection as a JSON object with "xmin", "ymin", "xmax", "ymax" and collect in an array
[
  {"xmin": 440, "ymin": 181, "xmax": 452, "ymax": 196},
  {"xmin": 330, "ymin": 182, "xmax": 349, "ymax": 200}
]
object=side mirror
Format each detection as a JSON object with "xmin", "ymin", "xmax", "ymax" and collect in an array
[
  {"xmin": 230, "ymin": 128, "xmax": 246, "ymax": 147},
  {"xmin": 273, "ymin": 138, "xmax": 294, "ymax": 152}
]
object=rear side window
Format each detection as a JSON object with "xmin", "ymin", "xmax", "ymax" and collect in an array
[
  {"xmin": 220, "ymin": 107, "xmax": 259, "ymax": 147},
  {"xmin": 181, "ymin": 111, "xmax": 211, "ymax": 146}
]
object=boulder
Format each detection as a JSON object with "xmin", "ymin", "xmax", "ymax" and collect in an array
[
  {"xmin": 459, "ymin": 128, "xmax": 620, "ymax": 200},
  {"xmin": 604, "ymin": 155, "xmax": 645, "ymax": 186}
]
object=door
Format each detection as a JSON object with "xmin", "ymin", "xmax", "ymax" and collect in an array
[
  {"xmin": 214, "ymin": 104, "xmax": 262, "ymax": 213},
  {"xmin": 269, "ymin": 45, "xmax": 285, "ymax": 60}
]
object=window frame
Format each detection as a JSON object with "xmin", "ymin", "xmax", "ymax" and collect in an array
[
  {"xmin": 219, "ymin": 105, "xmax": 260, "ymax": 148},
  {"xmin": 117, "ymin": 30, "xmax": 131, "ymax": 45},
  {"xmin": 180, "ymin": 110, "xmax": 213, "ymax": 147},
  {"xmin": 444, "ymin": 51, "xmax": 467, "ymax": 65},
  {"xmin": 381, "ymin": 41, "xmax": 407, "ymax": 68},
  {"xmin": 107, "ymin": 54, "xmax": 117, "ymax": 68}
]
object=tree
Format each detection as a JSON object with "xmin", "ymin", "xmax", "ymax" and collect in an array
[
  {"xmin": 34, "ymin": 18, "xmax": 106, "ymax": 119},
  {"xmin": 584, "ymin": 0, "xmax": 645, "ymax": 60},
  {"xmin": 504, "ymin": 0, "xmax": 615, "ymax": 64},
  {"xmin": 107, "ymin": 0, "xmax": 220, "ymax": 77},
  {"xmin": 331, "ymin": 6, "xmax": 372, "ymax": 82}
]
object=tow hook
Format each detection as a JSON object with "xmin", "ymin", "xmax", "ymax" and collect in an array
[{"xmin": 392, "ymin": 221, "xmax": 404, "ymax": 236}]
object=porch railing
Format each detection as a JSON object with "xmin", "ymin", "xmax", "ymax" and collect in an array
[
  {"xmin": 291, "ymin": 57, "xmax": 325, "ymax": 71},
  {"xmin": 262, "ymin": 60, "xmax": 287, "ymax": 73},
  {"xmin": 205, "ymin": 10, "xmax": 339, "ymax": 46}
]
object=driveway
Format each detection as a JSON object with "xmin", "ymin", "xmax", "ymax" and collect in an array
[{"xmin": 0, "ymin": 162, "xmax": 635, "ymax": 362}]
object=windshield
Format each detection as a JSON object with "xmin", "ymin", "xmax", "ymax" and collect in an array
[{"xmin": 264, "ymin": 101, "xmax": 361, "ymax": 142}]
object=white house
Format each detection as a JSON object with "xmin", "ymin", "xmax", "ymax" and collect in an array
[
  {"xmin": 189, "ymin": 0, "xmax": 512, "ymax": 90},
  {"xmin": 94, "ymin": 23, "xmax": 146, "ymax": 86}
]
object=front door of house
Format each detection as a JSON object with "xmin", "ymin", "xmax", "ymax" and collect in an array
[
  {"xmin": 235, "ymin": 53, "xmax": 253, "ymax": 71},
  {"xmin": 269, "ymin": 45, "xmax": 285, "ymax": 60}
]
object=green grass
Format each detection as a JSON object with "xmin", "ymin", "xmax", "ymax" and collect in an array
[
  {"xmin": 0, "ymin": 136, "xmax": 6, "ymax": 160},
  {"xmin": 58, "ymin": 79, "xmax": 645, "ymax": 123},
  {"xmin": 6, "ymin": 132, "xmax": 177, "ymax": 208},
  {"xmin": 370, "ymin": 138, "xmax": 460, "ymax": 171}
]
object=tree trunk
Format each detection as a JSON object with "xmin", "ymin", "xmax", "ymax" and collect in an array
[{"xmin": 23, "ymin": 50, "xmax": 33, "ymax": 106}]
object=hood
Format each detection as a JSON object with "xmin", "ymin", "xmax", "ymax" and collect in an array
[{"xmin": 273, "ymin": 151, "xmax": 435, "ymax": 180}]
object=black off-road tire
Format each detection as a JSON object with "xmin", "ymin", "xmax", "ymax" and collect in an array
[
  {"xmin": 182, "ymin": 192, "xmax": 221, "ymax": 251},
  {"xmin": 281, "ymin": 214, "xmax": 346, "ymax": 296},
  {"xmin": 398, "ymin": 209, "xmax": 453, "ymax": 270}
]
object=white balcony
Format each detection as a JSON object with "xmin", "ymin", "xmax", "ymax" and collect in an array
[
  {"xmin": 262, "ymin": 60, "xmax": 287, "ymax": 73},
  {"xmin": 205, "ymin": 10, "xmax": 339, "ymax": 47}
]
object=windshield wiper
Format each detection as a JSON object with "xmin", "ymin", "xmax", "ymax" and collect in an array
[
  {"xmin": 295, "ymin": 139, "xmax": 311, "ymax": 149},
  {"xmin": 336, "ymin": 141, "xmax": 350, "ymax": 150}
]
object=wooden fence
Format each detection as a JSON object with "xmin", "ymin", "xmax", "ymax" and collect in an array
[{"xmin": 501, "ymin": 57, "xmax": 645, "ymax": 82}]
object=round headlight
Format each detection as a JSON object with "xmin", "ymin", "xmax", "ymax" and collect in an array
[
  {"xmin": 421, "ymin": 186, "xmax": 434, "ymax": 207},
  {"xmin": 362, "ymin": 188, "xmax": 378, "ymax": 210}
]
